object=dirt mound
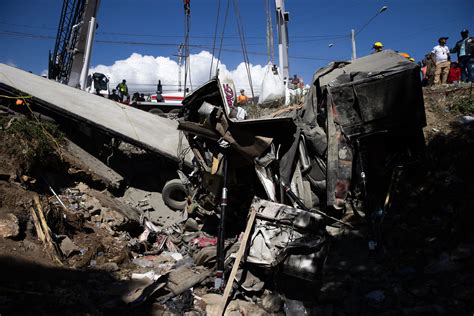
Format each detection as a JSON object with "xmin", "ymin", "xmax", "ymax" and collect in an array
[
  {"xmin": 423, "ymin": 84, "xmax": 473, "ymax": 140},
  {"xmin": 0, "ymin": 117, "xmax": 64, "ymax": 178}
]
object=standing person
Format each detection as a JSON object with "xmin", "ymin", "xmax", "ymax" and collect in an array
[
  {"xmin": 290, "ymin": 74, "xmax": 300, "ymax": 89},
  {"xmin": 237, "ymin": 89, "xmax": 249, "ymax": 105},
  {"xmin": 372, "ymin": 42, "xmax": 384, "ymax": 53},
  {"xmin": 431, "ymin": 37, "xmax": 451, "ymax": 85},
  {"xmin": 424, "ymin": 54, "xmax": 436, "ymax": 86},
  {"xmin": 116, "ymin": 79, "xmax": 129, "ymax": 102},
  {"xmin": 451, "ymin": 29, "xmax": 474, "ymax": 82},
  {"xmin": 447, "ymin": 62, "xmax": 461, "ymax": 84},
  {"xmin": 421, "ymin": 60, "xmax": 428, "ymax": 86},
  {"xmin": 109, "ymin": 89, "xmax": 121, "ymax": 102}
]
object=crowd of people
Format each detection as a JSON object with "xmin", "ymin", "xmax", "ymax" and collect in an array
[
  {"xmin": 113, "ymin": 29, "xmax": 474, "ymax": 107},
  {"xmin": 108, "ymin": 79, "xmax": 166, "ymax": 104},
  {"xmin": 372, "ymin": 28, "xmax": 473, "ymax": 86}
]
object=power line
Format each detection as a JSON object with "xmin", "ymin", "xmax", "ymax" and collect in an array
[
  {"xmin": 0, "ymin": 21, "xmax": 346, "ymax": 39},
  {"xmin": 0, "ymin": 29, "xmax": 334, "ymax": 61},
  {"xmin": 0, "ymin": 21, "xmax": 56, "ymax": 30}
]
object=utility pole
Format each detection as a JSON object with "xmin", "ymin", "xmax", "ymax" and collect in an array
[
  {"xmin": 351, "ymin": 29, "xmax": 357, "ymax": 61},
  {"xmin": 79, "ymin": 16, "xmax": 96, "ymax": 90},
  {"xmin": 275, "ymin": 0, "xmax": 289, "ymax": 87}
]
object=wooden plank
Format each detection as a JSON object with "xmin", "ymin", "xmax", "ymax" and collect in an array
[
  {"xmin": 30, "ymin": 206, "xmax": 45, "ymax": 242},
  {"xmin": 33, "ymin": 195, "xmax": 62, "ymax": 265},
  {"xmin": 217, "ymin": 207, "xmax": 257, "ymax": 316}
]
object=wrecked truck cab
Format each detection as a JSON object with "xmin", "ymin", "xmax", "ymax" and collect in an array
[
  {"xmin": 176, "ymin": 50, "xmax": 427, "ymax": 285},
  {"xmin": 301, "ymin": 49, "xmax": 427, "ymax": 211},
  {"xmin": 178, "ymin": 75, "xmax": 329, "ymax": 282}
]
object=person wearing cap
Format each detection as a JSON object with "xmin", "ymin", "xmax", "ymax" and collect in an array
[
  {"xmin": 373, "ymin": 42, "xmax": 383, "ymax": 53},
  {"xmin": 431, "ymin": 37, "xmax": 451, "ymax": 85},
  {"xmin": 237, "ymin": 89, "xmax": 250, "ymax": 105},
  {"xmin": 451, "ymin": 29, "xmax": 473, "ymax": 82}
]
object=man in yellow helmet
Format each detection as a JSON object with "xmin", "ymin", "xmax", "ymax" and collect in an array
[
  {"xmin": 116, "ymin": 79, "xmax": 129, "ymax": 102},
  {"xmin": 373, "ymin": 42, "xmax": 384, "ymax": 53}
]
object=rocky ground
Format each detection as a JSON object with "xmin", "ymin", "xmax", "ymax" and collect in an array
[{"xmin": 0, "ymin": 83, "xmax": 473, "ymax": 315}]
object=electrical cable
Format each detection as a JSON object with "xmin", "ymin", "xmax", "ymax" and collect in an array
[
  {"xmin": 216, "ymin": 0, "xmax": 232, "ymax": 76},
  {"xmin": 0, "ymin": 30, "xmax": 335, "ymax": 61},
  {"xmin": 232, "ymin": 0, "xmax": 254, "ymax": 99},
  {"xmin": 209, "ymin": 0, "xmax": 221, "ymax": 79}
]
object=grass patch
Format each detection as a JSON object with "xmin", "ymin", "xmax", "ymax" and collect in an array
[
  {"xmin": 451, "ymin": 95, "xmax": 474, "ymax": 115},
  {"xmin": 2, "ymin": 117, "xmax": 64, "ymax": 171}
]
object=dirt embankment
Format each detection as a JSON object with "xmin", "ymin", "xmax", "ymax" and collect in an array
[
  {"xmin": 423, "ymin": 84, "xmax": 473, "ymax": 140},
  {"xmin": 0, "ymin": 115, "xmax": 141, "ymax": 314},
  {"xmin": 319, "ymin": 84, "xmax": 474, "ymax": 315}
]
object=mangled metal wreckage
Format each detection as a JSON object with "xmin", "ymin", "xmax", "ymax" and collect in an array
[{"xmin": 174, "ymin": 50, "xmax": 426, "ymax": 282}]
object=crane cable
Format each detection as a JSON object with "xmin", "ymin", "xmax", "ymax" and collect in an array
[
  {"xmin": 264, "ymin": 0, "xmax": 274, "ymax": 64},
  {"xmin": 209, "ymin": 0, "xmax": 221, "ymax": 79},
  {"xmin": 216, "ymin": 0, "xmax": 232, "ymax": 76},
  {"xmin": 232, "ymin": 0, "xmax": 255, "ymax": 100}
]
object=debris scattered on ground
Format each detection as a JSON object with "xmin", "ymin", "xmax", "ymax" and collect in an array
[{"xmin": 0, "ymin": 59, "xmax": 473, "ymax": 315}]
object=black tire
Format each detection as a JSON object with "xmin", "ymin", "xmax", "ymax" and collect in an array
[
  {"xmin": 162, "ymin": 179, "xmax": 188, "ymax": 210},
  {"xmin": 167, "ymin": 108, "xmax": 181, "ymax": 119},
  {"xmin": 149, "ymin": 108, "xmax": 164, "ymax": 115}
]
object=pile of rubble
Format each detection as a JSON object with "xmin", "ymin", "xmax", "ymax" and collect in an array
[{"xmin": 1, "ymin": 51, "xmax": 473, "ymax": 315}]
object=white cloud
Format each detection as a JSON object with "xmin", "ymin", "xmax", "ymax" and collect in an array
[
  {"xmin": 6, "ymin": 60, "xmax": 17, "ymax": 68},
  {"xmin": 90, "ymin": 51, "xmax": 268, "ymax": 96}
]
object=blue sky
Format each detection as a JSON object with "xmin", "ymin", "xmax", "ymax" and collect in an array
[{"xmin": 1, "ymin": 0, "xmax": 473, "ymax": 86}]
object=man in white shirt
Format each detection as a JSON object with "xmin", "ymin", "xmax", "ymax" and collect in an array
[{"xmin": 432, "ymin": 37, "xmax": 451, "ymax": 85}]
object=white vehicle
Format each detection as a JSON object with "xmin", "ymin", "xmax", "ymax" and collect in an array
[{"xmin": 85, "ymin": 72, "xmax": 110, "ymax": 97}]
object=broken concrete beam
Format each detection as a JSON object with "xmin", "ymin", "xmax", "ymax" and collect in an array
[
  {"xmin": 63, "ymin": 139, "xmax": 124, "ymax": 191},
  {"xmin": 0, "ymin": 64, "xmax": 193, "ymax": 164},
  {"xmin": 82, "ymin": 187, "xmax": 140, "ymax": 223}
]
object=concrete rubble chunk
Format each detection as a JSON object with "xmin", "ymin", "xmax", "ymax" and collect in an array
[
  {"xmin": 101, "ymin": 209, "xmax": 127, "ymax": 228},
  {"xmin": 0, "ymin": 213, "xmax": 19, "ymax": 238},
  {"xmin": 225, "ymin": 299, "xmax": 268, "ymax": 316},
  {"xmin": 261, "ymin": 290, "xmax": 282, "ymax": 313},
  {"xmin": 59, "ymin": 236, "xmax": 80, "ymax": 258},
  {"xmin": 95, "ymin": 262, "xmax": 119, "ymax": 272}
]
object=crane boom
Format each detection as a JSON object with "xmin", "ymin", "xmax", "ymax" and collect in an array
[{"xmin": 49, "ymin": 0, "xmax": 100, "ymax": 88}]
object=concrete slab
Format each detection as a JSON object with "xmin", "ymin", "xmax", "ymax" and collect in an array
[
  {"xmin": 0, "ymin": 64, "xmax": 192, "ymax": 164},
  {"xmin": 121, "ymin": 187, "xmax": 186, "ymax": 227},
  {"xmin": 64, "ymin": 138, "xmax": 124, "ymax": 190}
]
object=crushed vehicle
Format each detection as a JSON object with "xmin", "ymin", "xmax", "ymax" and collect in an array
[{"xmin": 165, "ymin": 49, "xmax": 426, "ymax": 290}]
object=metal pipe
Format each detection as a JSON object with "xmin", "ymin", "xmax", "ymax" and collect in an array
[{"xmin": 215, "ymin": 155, "xmax": 228, "ymax": 289}]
